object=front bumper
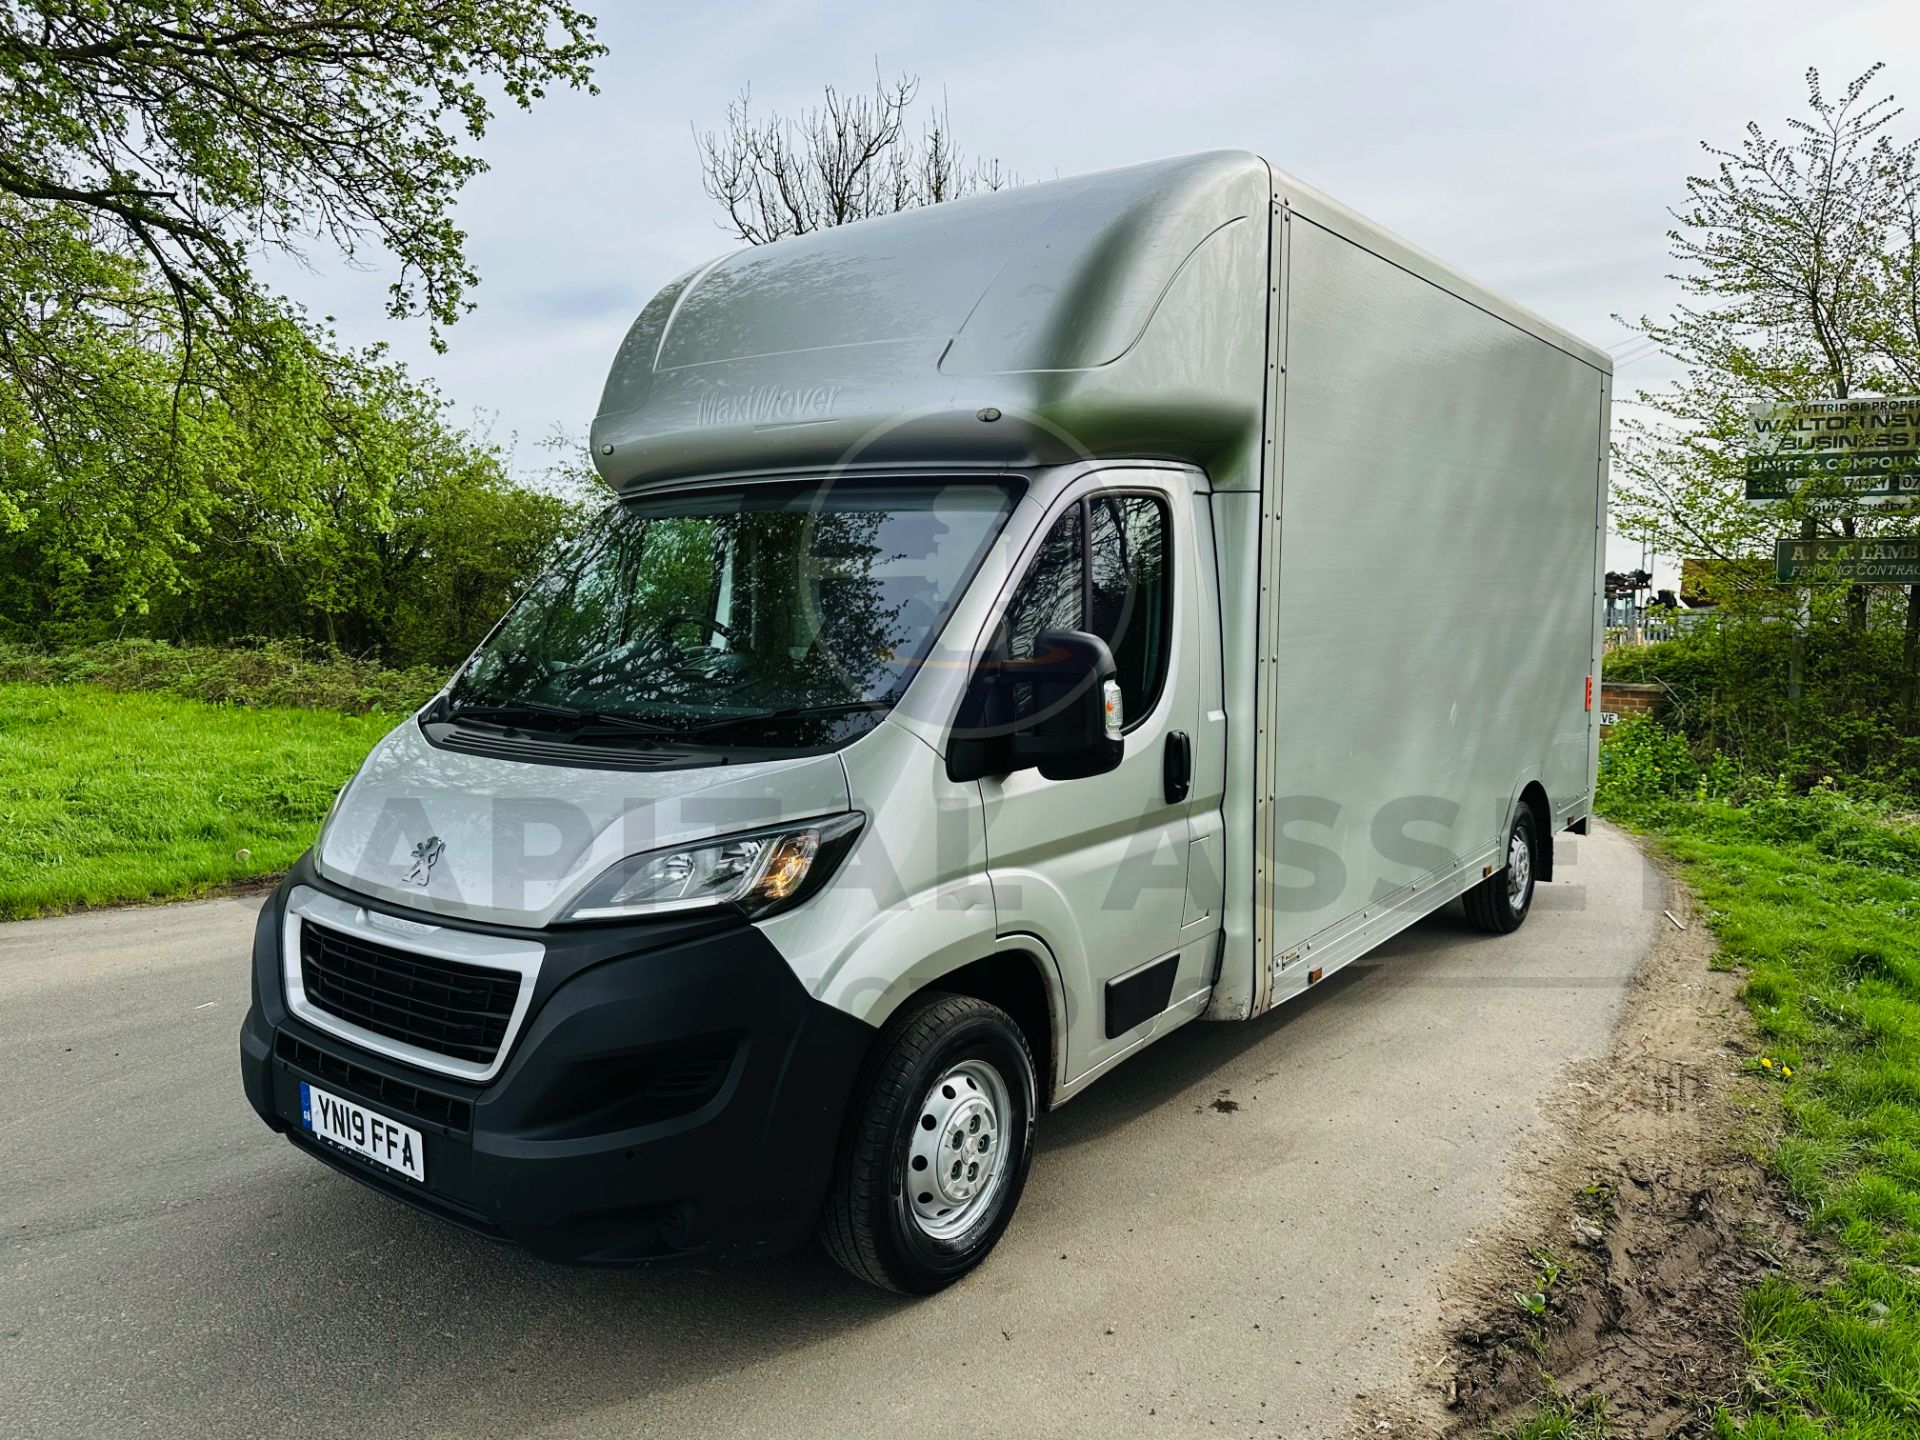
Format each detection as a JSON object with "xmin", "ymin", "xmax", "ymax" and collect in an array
[{"xmin": 240, "ymin": 856, "xmax": 874, "ymax": 1264}]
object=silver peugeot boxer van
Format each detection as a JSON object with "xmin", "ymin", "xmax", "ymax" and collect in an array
[{"xmin": 241, "ymin": 151, "xmax": 1610, "ymax": 1292}]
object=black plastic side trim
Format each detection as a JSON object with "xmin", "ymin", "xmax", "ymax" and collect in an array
[{"xmin": 1105, "ymin": 953, "xmax": 1179, "ymax": 1039}]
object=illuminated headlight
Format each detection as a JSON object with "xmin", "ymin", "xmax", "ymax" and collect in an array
[{"xmin": 560, "ymin": 813, "xmax": 865, "ymax": 922}]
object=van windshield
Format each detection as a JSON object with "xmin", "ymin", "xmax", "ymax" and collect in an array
[{"xmin": 446, "ymin": 480, "xmax": 1016, "ymax": 748}]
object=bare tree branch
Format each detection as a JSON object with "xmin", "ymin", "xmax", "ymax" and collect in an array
[{"xmin": 694, "ymin": 65, "xmax": 1016, "ymax": 245}]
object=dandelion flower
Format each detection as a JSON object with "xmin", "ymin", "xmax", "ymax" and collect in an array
[{"xmin": 1761, "ymin": 1058, "xmax": 1773, "ymax": 1070}]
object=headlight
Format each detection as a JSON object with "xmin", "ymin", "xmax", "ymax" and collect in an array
[{"xmin": 560, "ymin": 813, "xmax": 865, "ymax": 922}]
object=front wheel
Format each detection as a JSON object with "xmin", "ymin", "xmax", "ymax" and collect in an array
[
  {"xmin": 819, "ymin": 993, "xmax": 1036, "ymax": 1293},
  {"xmin": 1464, "ymin": 806, "xmax": 1538, "ymax": 934}
]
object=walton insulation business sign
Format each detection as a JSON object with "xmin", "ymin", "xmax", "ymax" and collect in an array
[{"xmin": 1744, "ymin": 397, "xmax": 1920, "ymax": 502}]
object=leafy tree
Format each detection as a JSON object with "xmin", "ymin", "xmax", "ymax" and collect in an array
[
  {"xmin": 0, "ymin": 3, "xmax": 605, "ymax": 661},
  {"xmin": 0, "ymin": 2, "xmax": 602, "ymax": 355},
  {"xmin": 1612, "ymin": 64, "xmax": 1920, "ymax": 723},
  {"xmin": 695, "ymin": 67, "xmax": 1012, "ymax": 245},
  {"xmin": 0, "ymin": 300, "xmax": 589, "ymax": 663}
]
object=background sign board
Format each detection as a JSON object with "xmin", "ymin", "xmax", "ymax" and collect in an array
[
  {"xmin": 1780, "ymin": 494, "xmax": 1920, "ymax": 517},
  {"xmin": 1745, "ymin": 398, "xmax": 1920, "ymax": 505},
  {"xmin": 1775, "ymin": 537, "xmax": 1920, "ymax": 584}
]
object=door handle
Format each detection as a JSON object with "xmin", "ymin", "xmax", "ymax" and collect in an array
[{"xmin": 1163, "ymin": 730, "xmax": 1192, "ymax": 805}]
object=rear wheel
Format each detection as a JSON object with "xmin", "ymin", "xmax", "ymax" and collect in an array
[
  {"xmin": 820, "ymin": 993, "xmax": 1036, "ymax": 1293},
  {"xmin": 1464, "ymin": 806, "xmax": 1537, "ymax": 934}
]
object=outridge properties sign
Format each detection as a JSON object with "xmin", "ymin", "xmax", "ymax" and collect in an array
[{"xmin": 1746, "ymin": 398, "xmax": 1920, "ymax": 584}]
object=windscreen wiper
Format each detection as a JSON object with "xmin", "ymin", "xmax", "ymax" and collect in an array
[
  {"xmin": 446, "ymin": 700, "xmax": 680, "ymax": 740},
  {"xmin": 683, "ymin": 699, "xmax": 893, "ymax": 735},
  {"xmin": 445, "ymin": 699, "xmax": 587, "ymax": 730}
]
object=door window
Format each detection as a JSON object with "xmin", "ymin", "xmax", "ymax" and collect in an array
[
  {"xmin": 1004, "ymin": 503, "xmax": 1083, "ymax": 665},
  {"xmin": 1088, "ymin": 495, "xmax": 1172, "ymax": 723},
  {"xmin": 1000, "ymin": 492, "xmax": 1172, "ymax": 729}
]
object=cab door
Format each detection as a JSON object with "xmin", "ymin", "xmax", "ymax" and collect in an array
[{"xmin": 979, "ymin": 473, "xmax": 1202, "ymax": 1081}]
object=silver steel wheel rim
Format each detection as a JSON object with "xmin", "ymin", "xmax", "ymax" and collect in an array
[
  {"xmin": 1507, "ymin": 829, "xmax": 1532, "ymax": 911},
  {"xmin": 905, "ymin": 1059, "xmax": 1012, "ymax": 1240}
]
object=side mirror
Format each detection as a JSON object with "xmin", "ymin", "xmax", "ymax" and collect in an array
[{"xmin": 947, "ymin": 629, "xmax": 1125, "ymax": 782}]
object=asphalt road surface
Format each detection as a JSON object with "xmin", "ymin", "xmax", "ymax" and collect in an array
[{"xmin": 2, "ymin": 825, "xmax": 1658, "ymax": 1439}]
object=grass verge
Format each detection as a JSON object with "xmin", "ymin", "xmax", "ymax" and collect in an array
[
  {"xmin": 1597, "ymin": 718, "xmax": 1920, "ymax": 1436},
  {"xmin": 0, "ymin": 638, "xmax": 441, "ymax": 714},
  {"xmin": 0, "ymin": 682, "xmax": 392, "ymax": 919}
]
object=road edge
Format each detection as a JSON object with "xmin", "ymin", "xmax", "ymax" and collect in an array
[{"xmin": 1348, "ymin": 845, "xmax": 1805, "ymax": 1437}]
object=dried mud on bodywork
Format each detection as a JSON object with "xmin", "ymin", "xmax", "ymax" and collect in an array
[{"xmin": 1357, "ymin": 866, "xmax": 1814, "ymax": 1439}]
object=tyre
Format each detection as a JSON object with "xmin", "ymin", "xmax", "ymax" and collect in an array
[
  {"xmin": 1464, "ymin": 805, "xmax": 1538, "ymax": 934},
  {"xmin": 820, "ymin": 992, "xmax": 1037, "ymax": 1294}
]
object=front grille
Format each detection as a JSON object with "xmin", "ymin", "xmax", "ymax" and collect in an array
[
  {"xmin": 299, "ymin": 920, "xmax": 520, "ymax": 1067},
  {"xmin": 275, "ymin": 1031, "xmax": 474, "ymax": 1131}
]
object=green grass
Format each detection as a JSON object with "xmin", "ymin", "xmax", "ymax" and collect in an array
[
  {"xmin": 1662, "ymin": 814, "xmax": 1920, "ymax": 1435},
  {"xmin": 1595, "ymin": 719, "xmax": 1920, "ymax": 1436},
  {"xmin": 0, "ymin": 682, "xmax": 393, "ymax": 919},
  {"xmin": 1491, "ymin": 1394, "xmax": 1611, "ymax": 1440}
]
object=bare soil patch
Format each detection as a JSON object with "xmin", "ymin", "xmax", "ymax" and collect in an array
[{"xmin": 1354, "ymin": 862, "xmax": 1816, "ymax": 1438}]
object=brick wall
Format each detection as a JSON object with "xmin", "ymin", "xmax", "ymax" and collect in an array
[{"xmin": 1600, "ymin": 681, "xmax": 1663, "ymax": 721}]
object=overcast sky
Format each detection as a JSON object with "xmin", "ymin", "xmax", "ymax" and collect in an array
[{"xmin": 265, "ymin": 0, "xmax": 1920, "ymax": 584}]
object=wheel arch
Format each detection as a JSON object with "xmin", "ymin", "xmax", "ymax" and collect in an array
[
  {"xmin": 1515, "ymin": 778, "xmax": 1554, "ymax": 882},
  {"xmin": 872, "ymin": 943, "xmax": 1068, "ymax": 1109}
]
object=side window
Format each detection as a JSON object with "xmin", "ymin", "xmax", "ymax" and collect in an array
[
  {"xmin": 1088, "ymin": 495, "xmax": 1172, "ymax": 724},
  {"xmin": 1000, "ymin": 493, "xmax": 1173, "ymax": 729},
  {"xmin": 1003, "ymin": 503, "xmax": 1083, "ymax": 664}
]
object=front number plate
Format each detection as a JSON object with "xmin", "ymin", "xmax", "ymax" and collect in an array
[{"xmin": 300, "ymin": 1082, "xmax": 426, "ymax": 1183}]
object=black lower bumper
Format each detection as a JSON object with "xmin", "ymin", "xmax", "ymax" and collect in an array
[{"xmin": 240, "ymin": 858, "xmax": 875, "ymax": 1265}]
